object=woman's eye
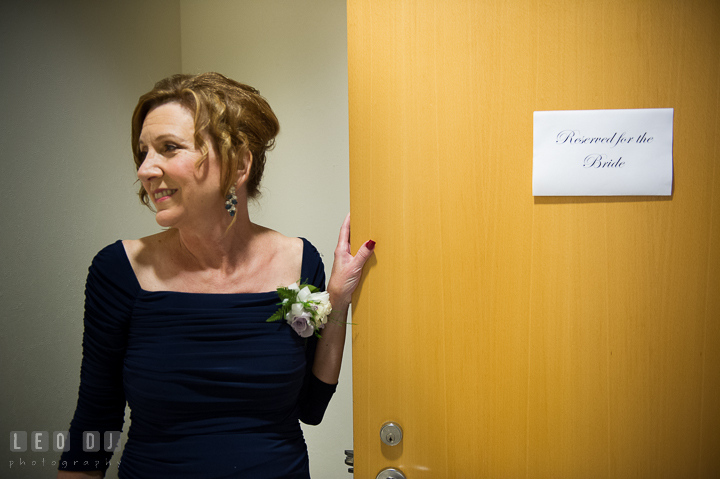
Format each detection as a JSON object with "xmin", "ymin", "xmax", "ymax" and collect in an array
[
  {"xmin": 138, "ymin": 150, "xmax": 148, "ymax": 161},
  {"xmin": 165, "ymin": 144, "xmax": 178, "ymax": 153}
]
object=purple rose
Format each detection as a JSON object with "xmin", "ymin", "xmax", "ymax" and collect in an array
[{"xmin": 289, "ymin": 312, "xmax": 315, "ymax": 338}]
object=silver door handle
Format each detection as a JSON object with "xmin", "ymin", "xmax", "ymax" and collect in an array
[{"xmin": 376, "ymin": 467, "xmax": 407, "ymax": 479}]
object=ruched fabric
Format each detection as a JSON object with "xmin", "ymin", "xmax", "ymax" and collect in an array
[{"xmin": 59, "ymin": 238, "xmax": 336, "ymax": 478}]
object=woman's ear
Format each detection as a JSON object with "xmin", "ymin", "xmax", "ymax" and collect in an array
[{"xmin": 236, "ymin": 150, "xmax": 253, "ymax": 188}]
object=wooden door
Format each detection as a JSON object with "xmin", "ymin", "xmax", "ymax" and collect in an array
[{"xmin": 348, "ymin": 1, "xmax": 720, "ymax": 478}]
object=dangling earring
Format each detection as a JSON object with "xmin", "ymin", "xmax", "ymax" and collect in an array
[{"xmin": 225, "ymin": 186, "xmax": 237, "ymax": 217}]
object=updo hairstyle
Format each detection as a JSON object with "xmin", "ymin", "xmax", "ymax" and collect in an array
[{"xmin": 131, "ymin": 72, "xmax": 280, "ymax": 207}]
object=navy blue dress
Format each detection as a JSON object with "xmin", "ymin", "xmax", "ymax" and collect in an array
[{"xmin": 59, "ymin": 238, "xmax": 336, "ymax": 478}]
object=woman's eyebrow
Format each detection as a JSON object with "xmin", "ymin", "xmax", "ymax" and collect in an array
[{"xmin": 139, "ymin": 133, "xmax": 186, "ymax": 146}]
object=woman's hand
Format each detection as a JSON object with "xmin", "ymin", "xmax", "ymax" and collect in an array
[
  {"xmin": 326, "ymin": 213, "xmax": 375, "ymax": 308},
  {"xmin": 312, "ymin": 213, "xmax": 374, "ymax": 385}
]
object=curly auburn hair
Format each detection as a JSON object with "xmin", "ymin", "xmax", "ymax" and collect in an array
[{"xmin": 131, "ymin": 72, "xmax": 280, "ymax": 207}]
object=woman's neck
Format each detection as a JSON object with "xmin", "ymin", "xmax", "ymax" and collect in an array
[{"xmin": 173, "ymin": 206, "xmax": 258, "ymax": 273}]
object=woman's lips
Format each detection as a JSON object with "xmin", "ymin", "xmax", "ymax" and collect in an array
[{"xmin": 154, "ymin": 189, "xmax": 177, "ymax": 201}]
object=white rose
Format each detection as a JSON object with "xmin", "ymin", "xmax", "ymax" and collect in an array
[
  {"xmin": 314, "ymin": 302, "xmax": 332, "ymax": 324},
  {"xmin": 306, "ymin": 290, "xmax": 329, "ymax": 303}
]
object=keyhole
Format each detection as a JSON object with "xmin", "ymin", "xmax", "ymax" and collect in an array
[{"xmin": 380, "ymin": 422, "xmax": 402, "ymax": 447}]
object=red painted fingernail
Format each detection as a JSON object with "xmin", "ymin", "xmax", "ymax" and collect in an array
[{"xmin": 366, "ymin": 240, "xmax": 376, "ymax": 250}]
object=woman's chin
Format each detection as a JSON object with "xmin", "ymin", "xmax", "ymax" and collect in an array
[{"xmin": 154, "ymin": 210, "xmax": 179, "ymax": 228}]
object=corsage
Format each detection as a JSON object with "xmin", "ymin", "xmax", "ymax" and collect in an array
[{"xmin": 267, "ymin": 281, "xmax": 332, "ymax": 338}]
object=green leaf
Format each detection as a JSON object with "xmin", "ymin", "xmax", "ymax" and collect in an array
[
  {"xmin": 298, "ymin": 279, "xmax": 319, "ymax": 293},
  {"xmin": 276, "ymin": 288, "xmax": 297, "ymax": 302}
]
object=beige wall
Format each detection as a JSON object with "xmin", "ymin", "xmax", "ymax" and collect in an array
[
  {"xmin": 1, "ymin": 1, "xmax": 351, "ymax": 478},
  {"xmin": 1, "ymin": 1, "xmax": 180, "ymax": 478}
]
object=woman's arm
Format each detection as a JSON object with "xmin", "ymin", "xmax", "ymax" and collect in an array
[
  {"xmin": 58, "ymin": 243, "xmax": 134, "ymax": 475},
  {"xmin": 312, "ymin": 214, "xmax": 375, "ymax": 384}
]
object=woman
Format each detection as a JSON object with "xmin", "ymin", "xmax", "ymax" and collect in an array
[{"xmin": 57, "ymin": 72, "xmax": 374, "ymax": 478}]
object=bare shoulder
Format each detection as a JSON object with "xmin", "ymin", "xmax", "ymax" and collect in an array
[
  {"xmin": 121, "ymin": 231, "xmax": 176, "ymax": 290},
  {"xmin": 257, "ymin": 228, "xmax": 303, "ymax": 256},
  {"xmin": 122, "ymin": 231, "xmax": 174, "ymax": 263},
  {"xmin": 253, "ymin": 227, "xmax": 303, "ymax": 279}
]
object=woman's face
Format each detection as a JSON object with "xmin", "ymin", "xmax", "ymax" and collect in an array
[{"xmin": 137, "ymin": 102, "xmax": 224, "ymax": 229}]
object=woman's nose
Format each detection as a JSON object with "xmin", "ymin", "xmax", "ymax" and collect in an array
[{"xmin": 137, "ymin": 150, "xmax": 162, "ymax": 182}]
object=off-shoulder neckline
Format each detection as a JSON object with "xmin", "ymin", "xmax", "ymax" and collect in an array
[{"xmin": 114, "ymin": 237, "xmax": 312, "ymax": 296}]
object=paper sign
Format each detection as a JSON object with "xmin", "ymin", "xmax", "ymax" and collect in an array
[{"xmin": 532, "ymin": 108, "xmax": 674, "ymax": 196}]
